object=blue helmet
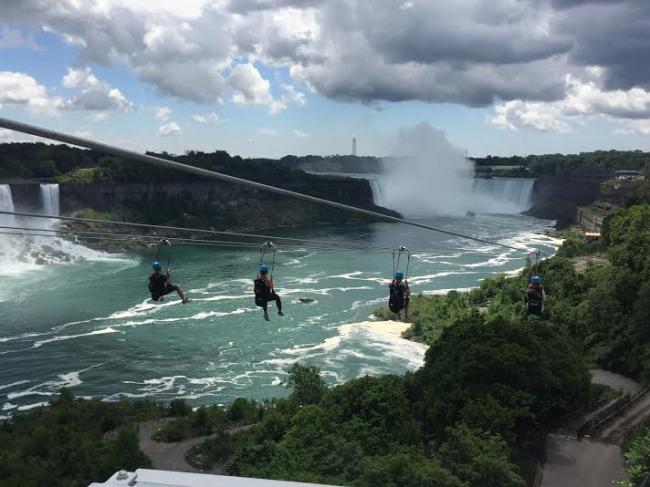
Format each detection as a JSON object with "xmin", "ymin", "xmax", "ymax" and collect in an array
[
  {"xmin": 532, "ymin": 275, "xmax": 542, "ymax": 285},
  {"xmin": 260, "ymin": 264, "xmax": 269, "ymax": 273},
  {"xmin": 152, "ymin": 261, "xmax": 162, "ymax": 270},
  {"xmin": 395, "ymin": 271, "xmax": 404, "ymax": 279}
]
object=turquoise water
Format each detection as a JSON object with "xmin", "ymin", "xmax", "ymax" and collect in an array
[{"xmin": 0, "ymin": 215, "xmax": 560, "ymax": 416}]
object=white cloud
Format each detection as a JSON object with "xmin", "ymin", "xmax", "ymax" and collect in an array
[
  {"xmin": 490, "ymin": 74, "xmax": 650, "ymax": 132},
  {"xmin": 228, "ymin": 63, "xmax": 274, "ymax": 107},
  {"xmin": 0, "ymin": 71, "xmax": 62, "ymax": 114},
  {"xmin": 155, "ymin": 106, "xmax": 172, "ymax": 121},
  {"xmin": 258, "ymin": 127, "xmax": 279, "ymax": 136},
  {"xmin": 490, "ymin": 100, "xmax": 571, "ymax": 133},
  {"xmin": 62, "ymin": 67, "xmax": 133, "ymax": 117},
  {"xmin": 4, "ymin": 0, "xmax": 650, "ymax": 132},
  {"xmin": 614, "ymin": 120, "xmax": 650, "ymax": 136},
  {"xmin": 292, "ymin": 129, "xmax": 311, "ymax": 139},
  {"xmin": 0, "ymin": 26, "xmax": 40, "ymax": 50},
  {"xmin": 158, "ymin": 121, "xmax": 182, "ymax": 136},
  {"xmin": 192, "ymin": 112, "xmax": 219, "ymax": 123}
]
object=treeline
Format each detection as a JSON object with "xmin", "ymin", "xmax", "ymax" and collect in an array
[
  {"xmin": 0, "ymin": 143, "xmax": 329, "ymax": 185},
  {"xmin": 3, "ymin": 143, "xmax": 649, "ymax": 184},
  {"xmin": 473, "ymin": 150, "xmax": 650, "ymax": 176}
]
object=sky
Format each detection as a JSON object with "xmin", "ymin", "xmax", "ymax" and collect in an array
[{"xmin": 1, "ymin": 0, "xmax": 650, "ymax": 158}]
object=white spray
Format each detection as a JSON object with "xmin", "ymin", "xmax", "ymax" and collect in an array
[{"xmin": 378, "ymin": 122, "xmax": 533, "ymax": 216}]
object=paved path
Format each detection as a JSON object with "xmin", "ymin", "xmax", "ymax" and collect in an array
[
  {"xmin": 138, "ymin": 421, "xmax": 218, "ymax": 473},
  {"xmin": 599, "ymin": 391, "xmax": 650, "ymax": 444},
  {"xmin": 591, "ymin": 369, "xmax": 642, "ymax": 396},
  {"xmin": 540, "ymin": 371, "xmax": 650, "ymax": 487},
  {"xmin": 138, "ymin": 421, "xmax": 257, "ymax": 473},
  {"xmin": 540, "ymin": 436, "xmax": 626, "ymax": 487}
]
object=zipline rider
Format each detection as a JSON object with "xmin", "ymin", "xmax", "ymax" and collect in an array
[{"xmin": 148, "ymin": 261, "xmax": 189, "ymax": 303}]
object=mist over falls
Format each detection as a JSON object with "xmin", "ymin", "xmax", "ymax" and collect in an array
[
  {"xmin": 0, "ymin": 184, "xmax": 110, "ymax": 276},
  {"xmin": 375, "ymin": 123, "xmax": 534, "ymax": 217}
]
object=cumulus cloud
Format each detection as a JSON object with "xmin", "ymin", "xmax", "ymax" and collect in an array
[
  {"xmin": 227, "ymin": 63, "xmax": 300, "ymax": 114},
  {"xmin": 192, "ymin": 112, "xmax": 219, "ymax": 123},
  {"xmin": 62, "ymin": 67, "xmax": 133, "ymax": 116},
  {"xmin": 0, "ymin": 71, "xmax": 62, "ymax": 113},
  {"xmin": 158, "ymin": 121, "xmax": 182, "ymax": 136},
  {"xmin": 490, "ymin": 73, "xmax": 650, "ymax": 132},
  {"xmin": 155, "ymin": 106, "xmax": 171, "ymax": 121},
  {"xmin": 614, "ymin": 120, "xmax": 650, "ymax": 136},
  {"xmin": 2, "ymin": 0, "xmax": 650, "ymax": 128}
]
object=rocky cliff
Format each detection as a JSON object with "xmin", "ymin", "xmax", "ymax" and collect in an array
[
  {"xmin": 10, "ymin": 177, "xmax": 397, "ymax": 232},
  {"xmin": 527, "ymin": 175, "xmax": 604, "ymax": 228}
]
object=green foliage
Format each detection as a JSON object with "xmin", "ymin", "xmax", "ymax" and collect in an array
[
  {"xmin": 604, "ymin": 205, "xmax": 650, "ymax": 274},
  {"xmin": 355, "ymin": 447, "xmax": 465, "ymax": 487},
  {"xmin": 624, "ymin": 426, "xmax": 650, "ymax": 485},
  {"xmin": 286, "ymin": 363, "xmax": 326, "ymax": 406},
  {"xmin": 57, "ymin": 167, "xmax": 103, "ymax": 184},
  {"xmin": 0, "ymin": 390, "xmax": 161, "ymax": 486},
  {"xmin": 415, "ymin": 317, "xmax": 590, "ymax": 441},
  {"xmin": 473, "ymin": 150, "xmax": 650, "ymax": 177},
  {"xmin": 439, "ymin": 424, "xmax": 525, "ymax": 487},
  {"xmin": 168, "ymin": 399, "xmax": 192, "ymax": 417},
  {"xmin": 227, "ymin": 398, "xmax": 260, "ymax": 424},
  {"xmin": 555, "ymin": 233, "xmax": 604, "ymax": 258}
]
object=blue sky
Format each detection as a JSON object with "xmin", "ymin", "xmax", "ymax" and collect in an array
[{"xmin": 1, "ymin": 1, "xmax": 650, "ymax": 158}]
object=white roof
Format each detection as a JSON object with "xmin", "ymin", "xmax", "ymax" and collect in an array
[{"xmin": 89, "ymin": 469, "xmax": 342, "ymax": 487}]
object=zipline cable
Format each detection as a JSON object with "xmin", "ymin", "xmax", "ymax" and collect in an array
[
  {"xmin": 0, "ymin": 225, "xmax": 396, "ymax": 253},
  {"xmin": 0, "ymin": 117, "xmax": 534, "ymax": 253},
  {"xmin": 0, "ymin": 210, "xmax": 393, "ymax": 251}
]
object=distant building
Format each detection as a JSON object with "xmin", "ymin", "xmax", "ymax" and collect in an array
[
  {"xmin": 90, "ymin": 469, "xmax": 340, "ymax": 487},
  {"xmin": 352, "ymin": 137, "xmax": 357, "ymax": 156},
  {"xmin": 615, "ymin": 169, "xmax": 645, "ymax": 180}
]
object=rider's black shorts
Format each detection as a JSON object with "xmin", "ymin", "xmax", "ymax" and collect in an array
[{"xmin": 152, "ymin": 284, "xmax": 178, "ymax": 301}]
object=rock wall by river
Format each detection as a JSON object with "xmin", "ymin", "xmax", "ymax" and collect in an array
[
  {"xmin": 10, "ymin": 178, "xmax": 396, "ymax": 231},
  {"xmin": 527, "ymin": 175, "xmax": 604, "ymax": 227}
]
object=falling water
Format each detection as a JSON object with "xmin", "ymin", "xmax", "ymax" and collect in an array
[
  {"xmin": 0, "ymin": 184, "xmax": 15, "ymax": 226},
  {"xmin": 472, "ymin": 179, "xmax": 535, "ymax": 213},
  {"xmin": 40, "ymin": 183, "xmax": 60, "ymax": 216}
]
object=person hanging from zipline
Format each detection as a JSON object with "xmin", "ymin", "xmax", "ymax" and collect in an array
[
  {"xmin": 389, "ymin": 271, "xmax": 411, "ymax": 320},
  {"xmin": 389, "ymin": 246, "xmax": 411, "ymax": 320},
  {"xmin": 148, "ymin": 261, "xmax": 189, "ymax": 303},
  {"xmin": 254, "ymin": 264, "xmax": 283, "ymax": 321},
  {"xmin": 525, "ymin": 275, "xmax": 545, "ymax": 316},
  {"xmin": 148, "ymin": 239, "xmax": 188, "ymax": 303}
]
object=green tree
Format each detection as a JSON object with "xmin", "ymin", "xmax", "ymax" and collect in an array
[
  {"xmin": 439, "ymin": 424, "xmax": 525, "ymax": 487},
  {"xmin": 286, "ymin": 363, "xmax": 326, "ymax": 406}
]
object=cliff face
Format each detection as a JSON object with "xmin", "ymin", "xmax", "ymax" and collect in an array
[
  {"xmin": 527, "ymin": 175, "xmax": 604, "ymax": 228},
  {"xmin": 55, "ymin": 178, "xmax": 395, "ymax": 231}
]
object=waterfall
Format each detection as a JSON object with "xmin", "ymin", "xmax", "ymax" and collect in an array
[
  {"xmin": 0, "ymin": 184, "xmax": 16, "ymax": 226},
  {"xmin": 471, "ymin": 178, "xmax": 535, "ymax": 213},
  {"xmin": 366, "ymin": 175, "xmax": 535, "ymax": 215},
  {"xmin": 367, "ymin": 176, "xmax": 387, "ymax": 208},
  {"xmin": 40, "ymin": 183, "xmax": 60, "ymax": 216},
  {"xmin": 0, "ymin": 183, "xmax": 115, "ymax": 276}
]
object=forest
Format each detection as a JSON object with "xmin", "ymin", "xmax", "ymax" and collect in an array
[{"xmin": 472, "ymin": 150, "xmax": 650, "ymax": 177}]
